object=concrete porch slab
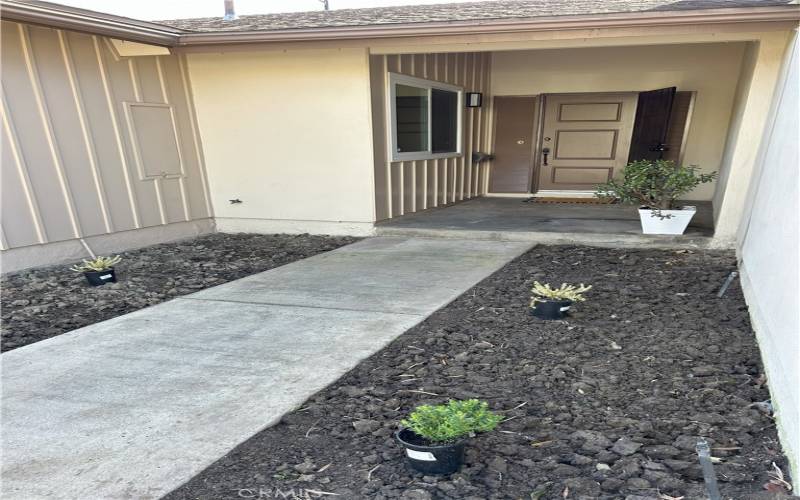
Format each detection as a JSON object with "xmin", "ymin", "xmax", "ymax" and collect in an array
[
  {"xmin": 376, "ymin": 198, "xmax": 716, "ymax": 248},
  {"xmin": 1, "ymin": 237, "xmax": 532, "ymax": 500}
]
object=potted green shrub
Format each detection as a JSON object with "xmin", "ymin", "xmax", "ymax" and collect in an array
[
  {"xmin": 595, "ymin": 159, "xmax": 716, "ymax": 235},
  {"xmin": 396, "ymin": 399, "xmax": 501, "ymax": 474},
  {"xmin": 70, "ymin": 255, "xmax": 121, "ymax": 286},
  {"xmin": 530, "ymin": 281, "xmax": 591, "ymax": 320}
]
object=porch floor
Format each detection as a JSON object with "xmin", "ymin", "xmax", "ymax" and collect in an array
[{"xmin": 376, "ymin": 197, "xmax": 715, "ymax": 247}]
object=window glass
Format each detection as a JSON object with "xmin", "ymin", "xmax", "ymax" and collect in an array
[
  {"xmin": 431, "ymin": 89, "xmax": 458, "ymax": 153},
  {"xmin": 395, "ymin": 84, "xmax": 428, "ymax": 153}
]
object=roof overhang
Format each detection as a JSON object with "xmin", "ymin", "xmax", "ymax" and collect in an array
[
  {"xmin": 0, "ymin": 0, "xmax": 182, "ymax": 46},
  {"xmin": 175, "ymin": 6, "xmax": 800, "ymax": 45},
  {"xmin": 2, "ymin": 0, "xmax": 798, "ymax": 48}
]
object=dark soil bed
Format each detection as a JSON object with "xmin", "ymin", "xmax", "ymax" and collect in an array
[
  {"xmin": 165, "ymin": 245, "xmax": 789, "ymax": 500},
  {"xmin": 0, "ymin": 233, "xmax": 357, "ymax": 352}
]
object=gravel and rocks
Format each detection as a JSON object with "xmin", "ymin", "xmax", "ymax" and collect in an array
[
  {"xmin": 165, "ymin": 245, "xmax": 789, "ymax": 500},
  {"xmin": 1, "ymin": 233, "xmax": 357, "ymax": 352}
]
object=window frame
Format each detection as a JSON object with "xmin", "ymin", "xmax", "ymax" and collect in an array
[{"xmin": 388, "ymin": 72, "xmax": 463, "ymax": 162}]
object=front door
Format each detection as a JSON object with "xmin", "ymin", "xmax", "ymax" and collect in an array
[{"xmin": 537, "ymin": 93, "xmax": 637, "ymax": 192}]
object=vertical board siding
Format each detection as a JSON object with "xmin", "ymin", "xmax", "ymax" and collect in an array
[
  {"xmin": 1, "ymin": 102, "xmax": 44, "ymax": 247},
  {"xmin": 2, "ymin": 24, "xmax": 75, "ymax": 243},
  {"xmin": 176, "ymin": 55, "xmax": 213, "ymax": 219},
  {"xmin": 102, "ymin": 42, "xmax": 163, "ymax": 228},
  {"xmin": 483, "ymin": 55, "xmax": 494, "ymax": 194},
  {"xmin": 58, "ymin": 31, "xmax": 113, "ymax": 234},
  {"xmin": 368, "ymin": 54, "xmax": 390, "ymax": 221},
  {"xmin": 0, "ymin": 21, "xmax": 211, "ymax": 250},
  {"xmin": 371, "ymin": 51, "xmax": 491, "ymax": 221},
  {"xmin": 29, "ymin": 26, "xmax": 105, "ymax": 237}
]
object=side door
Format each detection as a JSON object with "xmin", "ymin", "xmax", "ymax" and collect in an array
[{"xmin": 489, "ymin": 96, "xmax": 537, "ymax": 193}]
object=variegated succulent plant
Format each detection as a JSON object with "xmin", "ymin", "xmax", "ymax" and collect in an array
[
  {"xmin": 70, "ymin": 255, "xmax": 122, "ymax": 273},
  {"xmin": 530, "ymin": 281, "xmax": 592, "ymax": 305}
]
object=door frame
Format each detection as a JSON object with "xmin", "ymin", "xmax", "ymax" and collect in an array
[{"xmin": 529, "ymin": 94, "xmax": 546, "ymax": 194}]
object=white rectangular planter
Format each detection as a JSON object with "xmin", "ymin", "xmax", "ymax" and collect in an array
[{"xmin": 638, "ymin": 206, "xmax": 697, "ymax": 235}]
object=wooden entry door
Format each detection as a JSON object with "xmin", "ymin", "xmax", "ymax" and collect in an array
[
  {"xmin": 489, "ymin": 96, "xmax": 536, "ymax": 193},
  {"xmin": 537, "ymin": 93, "xmax": 637, "ymax": 192}
]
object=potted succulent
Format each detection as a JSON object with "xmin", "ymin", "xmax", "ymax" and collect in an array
[
  {"xmin": 396, "ymin": 399, "xmax": 501, "ymax": 474},
  {"xmin": 595, "ymin": 159, "xmax": 716, "ymax": 235},
  {"xmin": 70, "ymin": 255, "xmax": 121, "ymax": 286},
  {"xmin": 530, "ymin": 281, "xmax": 591, "ymax": 320}
]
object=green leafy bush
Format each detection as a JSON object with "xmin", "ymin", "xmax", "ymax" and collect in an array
[
  {"xmin": 595, "ymin": 159, "xmax": 716, "ymax": 210},
  {"xmin": 401, "ymin": 399, "xmax": 502, "ymax": 443},
  {"xmin": 70, "ymin": 255, "xmax": 121, "ymax": 273}
]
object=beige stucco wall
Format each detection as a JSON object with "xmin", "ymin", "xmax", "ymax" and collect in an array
[
  {"xmin": 185, "ymin": 47, "xmax": 376, "ymax": 235},
  {"xmin": 737, "ymin": 30, "xmax": 799, "ymax": 479},
  {"xmin": 370, "ymin": 52, "xmax": 492, "ymax": 221},
  {"xmin": 712, "ymin": 31, "xmax": 793, "ymax": 244},
  {"xmin": 1, "ymin": 21, "xmax": 212, "ymax": 272},
  {"xmin": 490, "ymin": 42, "xmax": 748, "ymax": 201}
]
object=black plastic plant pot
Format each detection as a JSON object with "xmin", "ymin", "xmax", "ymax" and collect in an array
[
  {"xmin": 530, "ymin": 299, "xmax": 573, "ymax": 320},
  {"xmin": 395, "ymin": 429, "xmax": 465, "ymax": 474},
  {"xmin": 84, "ymin": 268, "xmax": 117, "ymax": 286}
]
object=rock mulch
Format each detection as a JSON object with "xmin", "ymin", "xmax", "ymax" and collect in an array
[
  {"xmin": 0, "ymin": 233, "xmax": 357, "ymax": 352},
  {"xmin": 165, "ymin": 245, "xmax": 789, "ymax": 500}
]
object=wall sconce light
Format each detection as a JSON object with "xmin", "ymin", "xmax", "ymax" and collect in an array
[{"xmin": 466, "ymin": 92, "xmax": 482, "ymax": 108}]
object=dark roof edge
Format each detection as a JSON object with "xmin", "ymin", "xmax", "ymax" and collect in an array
[
  {"xmin": 0, "ymin": 0, "xmax": 183, "ymax": 46},
  {"xmin": 175, "ymin": 6, "xmax": 800, "ymax": 46},
  {"xmin": 2, "ymin": 1, "xmax": 798, "ymax": 48}
]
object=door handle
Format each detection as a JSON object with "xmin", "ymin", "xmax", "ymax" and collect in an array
[{"xmin": 542, "ymin": 147, "xmax": 550, "ymax": 166}]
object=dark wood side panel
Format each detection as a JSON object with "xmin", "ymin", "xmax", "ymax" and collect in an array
[
  {"xmin": 489, "ymin": 96, "xmax": 536, "ymax": 193},
  {"xmin": 628, "ymin": 87, "xmax": 676, "ymax": 162},
  {"xmin": 662, "ymin": 91, "xmax": 694, "ymax": 165}
]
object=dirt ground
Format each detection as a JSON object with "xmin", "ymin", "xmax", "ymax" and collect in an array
[
  {"xmin": 0, "ymin": 233, "xmax": 357, "ymax": 351},
  {"xmin": 165, "ymin": 245, "xmax": 789, "ymax": 500}
]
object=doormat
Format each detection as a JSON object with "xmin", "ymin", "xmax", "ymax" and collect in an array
[{"xmin": 524, "ymin": 197, "xmax": 617, "ymax": 204}]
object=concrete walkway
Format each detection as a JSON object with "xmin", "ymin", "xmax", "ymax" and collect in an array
[{"xmin": 1, "ymin": 237, "xmax": 531, "ymax": 500}]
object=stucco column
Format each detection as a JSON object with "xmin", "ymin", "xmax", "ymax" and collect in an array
[{"xmin": 712, "ymin": 31, "xmax": 792, "ymax": 246}]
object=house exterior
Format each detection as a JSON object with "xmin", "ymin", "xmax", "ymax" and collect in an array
[{"xmin": 0, "ymin": 0, "xmax": 798, "ymax": 476}]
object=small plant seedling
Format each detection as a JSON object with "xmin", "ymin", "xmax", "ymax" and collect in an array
[
  {"xmin": 401, "ymin": 399, "xmax": 502, "ymax": 444},
  {"xmin": 530, "ymin": 281, "xmax": 591, "ymax": 306},
  {"xmin": 70, "ymin": 255, "xmax": 122, "ymax": 273}
]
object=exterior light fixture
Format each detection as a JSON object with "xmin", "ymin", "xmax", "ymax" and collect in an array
[{"xmin": 466, "ymin": 92, "xmax": 482, "ymax": 108}]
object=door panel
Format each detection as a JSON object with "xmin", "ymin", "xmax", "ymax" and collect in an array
[
  {"xmin": 489, "ymin": 96, "xmax": 536, "ymax": 193},
  {"xmin": 552, "ymin": 167, "xmax": 613, "ymax": 185},
  {"xmin": 628, "ymin": 87, "xmax": 676, "ymax": 162},
  {"xmin": 555, "ymin": 130, "xmax": 618, "ymax": 159},
  {"xmin": 538, "ymin": 93, "xmax": 637, "ymax": 192},
  {"xmin": 559, "ymin": 103, "xmax": 620, "ymax": 121}
]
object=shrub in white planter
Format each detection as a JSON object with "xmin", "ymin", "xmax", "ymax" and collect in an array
[{"xmin": 596, "ymin": 160, "xmax": 716, "ymax": 235}]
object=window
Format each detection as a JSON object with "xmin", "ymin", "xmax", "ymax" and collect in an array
[
  {"xmin": 389, "ymin": 73, "xmax": 462, "ymax": 161},
  {"xmin": 395, "ymin": 84, "xmax": 428, "ymax": 153}
]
